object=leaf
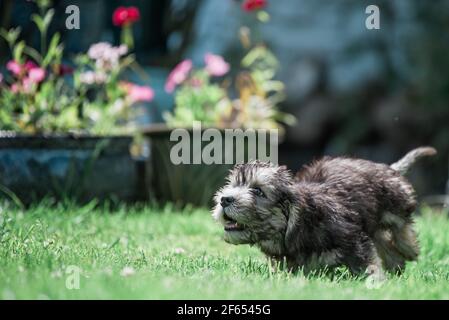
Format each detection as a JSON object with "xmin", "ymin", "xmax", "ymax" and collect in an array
[
  {"xmin": 242, "ymin": 46, "xmax": 279, "ymax": 70},
  {"xmin": 43, "ymin": 9, "xmax": 55, "ymax": 29},
  {"xmin": 48, "ymin": 33, "xmax": 60, "ymax": 53},
  {"xmin": 257, "ymin": 11, "xmax": 270, "ymax": 23},
  {"xmin": 31, "ymin": 9, "xmax": 54, "ymax": 34},
  {"xmin": 42, "ymin": 33, "xmax": 61, "ymax": 66},
  {"xmin": 0, "ymin": 29, "xmax": 8, "ymax": 41},
  {"xmin": 24, "ymin": 46, "xmax": 43, "ymax": 65},
  {"xmin": 13, "ymin": 41, "xmax": 26, "ymax": 63},
  {"xmin": 0, "ymin": 27, "xmax": 21, "ymax": 50},
  {"xmin": 241, "ymin": 47, "xmax": 262, "ymax": 67},
  {"xmin": 31, "ymin": 14, "xmax": 45, "ymax": 33},
  {"xmin": 275, "ymin": 111, "xmax": 297, "ymax": 126}
]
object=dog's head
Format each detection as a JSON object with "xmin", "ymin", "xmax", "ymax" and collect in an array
[{"xmin": 212, "ymin": 161, "xmax": 296, "ymax": 245}]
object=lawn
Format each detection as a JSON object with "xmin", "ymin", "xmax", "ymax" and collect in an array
[{"xmin": 0, "ymin": 202, "xmax": 448, "ymax": 299}]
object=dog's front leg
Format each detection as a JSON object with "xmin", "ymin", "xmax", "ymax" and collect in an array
[
  {"xmin": 365, "ymin": 248, "xmax": 387, "ymax": 288},
  {"xmin": 267, "ymin": 255, "xmax": 298, "ymax": 274}
]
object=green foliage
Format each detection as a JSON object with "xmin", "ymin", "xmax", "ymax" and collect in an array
[
  {"xmin": 164, "ymin": 10, "xmax": 295, "ymax": 131},
  {"xmin": 0, "ymin": 203, "xmax": 448, "ymax": 299},
  {"xmin": 164, "ymin": 73, "xmax": 227, "ymax": 127}
]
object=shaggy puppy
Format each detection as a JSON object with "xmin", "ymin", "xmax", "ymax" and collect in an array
[{"xmin": 212, "ymin": 147, "xmax": 436, "ymax": 278}]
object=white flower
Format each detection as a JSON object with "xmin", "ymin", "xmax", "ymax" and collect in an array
[
  {"xmin": 174, "ymin": 247, "xmax": 186, "ymax": 254},
  {"xmin": 79, "ymin": 71, "xmax": 107, "ymax": 85},
  {"xmin": 103, "ymin": 267, "xmax": 113, "ymax": 276},
  {"xmin": 79, "ymin": 71, "xmax": 96, "ymax": 85},
  {"xmin": 94, "ymin": 71, "xmax": 107, "ymax": 84},
  {"xmin": 120, "ymin": 266, "xmax": 135, "ymax": 277},
  {"xmin": 88, "ymin": 110, "xmax": 101, "ymax": 122},
  {"xmin": 118, "ymin": 44, "xmax": 128, "ymax": 56},
  {"xmin": 110, "ymin": 99, "xmax": 125, "ymax": 114},
  {"xmin": 43, "ymin": 239, "xmax": 54, "ymax": 247},
  {"xmin": 87, "ymin": 42, "xmax": 112, "ymax": 60},
  {"xmin": 87, "ymin": 42, "xmax": 128, "ymax": 71},
  {"xmin": 51, "ymin": 270, "xmax": 63, "ymax": 278}
]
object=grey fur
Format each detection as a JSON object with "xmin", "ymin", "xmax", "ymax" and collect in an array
[{"xmin": 212, "ymin": 147, "xmax": 437, "ymax": 276}]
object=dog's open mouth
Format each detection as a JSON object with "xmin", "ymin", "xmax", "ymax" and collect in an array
[{"xmin": 223, "ymin": 213, "xmax": 245, "ymax": 231}]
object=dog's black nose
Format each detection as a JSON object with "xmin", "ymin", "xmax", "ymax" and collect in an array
[{"xmin": 221, "ymin": 196, "xmax": 234, "ymax": 208}]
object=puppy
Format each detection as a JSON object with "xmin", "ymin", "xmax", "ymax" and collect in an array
[{"xmin": 212, "ymin": 147, "xmax": 436, "ymax": 278}]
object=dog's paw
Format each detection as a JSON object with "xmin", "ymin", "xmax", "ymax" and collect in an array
[{"xmin": 365, "ymin": 265, "xmax": 387, "ymax": 289}]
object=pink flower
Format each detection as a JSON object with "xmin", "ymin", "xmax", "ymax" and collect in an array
[
  {"xmin": 204, "ymin": 53, "xmax": 230, "ymax": 77},
  {"xmin": 27, "ymin": 67, "xmax": 46, "ymax": 83},
  {"xmin": 121, "ymin": 82, "xmax": 155, "ymax": 103},
  {"xmin": 6, "ymin": 60, "xmax": 46, "ymax": 84},
  {"xmin": 164, "ymin": 59, "xmax": 192, "ymax": 93},
  {"xmin": 11, "ymin": 83, "xmax": 19, "ymax": 93},
  {"xmin": 22, "ymin": 78, "xmax": 34, "ymax": 93},
  {"xmin": 6, "ymin": 60, "xmax": 22, "ymax": 76}
]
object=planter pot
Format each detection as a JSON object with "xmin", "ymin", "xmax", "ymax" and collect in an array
[
  {"xmin": 142, "ymin": 124, "xmax": 279, "ymax": 207},
  {"xmin": 0, "ymin": 132, "xmax": 145, "ymax": 204}
]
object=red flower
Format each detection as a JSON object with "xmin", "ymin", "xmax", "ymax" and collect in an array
[
  {"xmin": 112, "ymin": 6, "xmax": 140, "ymax": 27},
  {"xmin": 127, "ymin": 7, "xmax": 140, "ymax": 21},
  {"xmin": 241, "ymin": 0, "xmax": 266, "ymax": 12},
  {"xmin": 24, "ymin": 60, "xmax": 38, "ymax": 71},
  {"xmin": 55, "ymin": 64, "xmax": 74, "ymax": 76}
]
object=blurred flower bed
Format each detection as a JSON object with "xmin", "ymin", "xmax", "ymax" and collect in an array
[
  {"xmin": 0, "ymin": 0, "xmax": 152, "ymax": 135},
  {"xmin": 164, "ymin": 0, "xmax": 295, "ymax": 132},
  {"xmin": 0, "ymin": 0, "xmax": 293, "ymax": 136}
]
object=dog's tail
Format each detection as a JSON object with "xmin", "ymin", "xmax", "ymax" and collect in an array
[{"xmin": 390, "ymin": 146, "xmax": 437, "ymax": 175}]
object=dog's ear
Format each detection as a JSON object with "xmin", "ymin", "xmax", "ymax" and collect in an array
[
  {"xmin": 231, "ymin": 163, "xmax": 242, "ymax": 173},
  {"xmin": 282, "ymin": 188, "xmax": 301, "ymax": 256},
  {"xmin": 276, "ymin": 182, "xmax": 296, "ymax": 216},
  {"xmin": 275, "ymin": 165, "xmax": 294, "ymax": 186},
  {"xmin": 284, "ymin": 192, "xmax": 307, "ymax": 256},
  {"xmin": 226, "ymin": 163, "xmax": 242, "ymax": 183}
]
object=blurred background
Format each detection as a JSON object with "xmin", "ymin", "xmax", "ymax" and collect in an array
[{"xmin": 1, "ymin": 0, "xmax": 448, "ymax": 199}]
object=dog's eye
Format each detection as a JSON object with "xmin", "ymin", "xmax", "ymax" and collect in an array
[{"xmin": 252, "ymin": 187, "xmax": 266, "ymax": 198}]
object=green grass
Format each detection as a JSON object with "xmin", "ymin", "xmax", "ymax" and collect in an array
[{"xmin": 0, "ymin": 202, "xmax": 448, "ymax": 299}]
